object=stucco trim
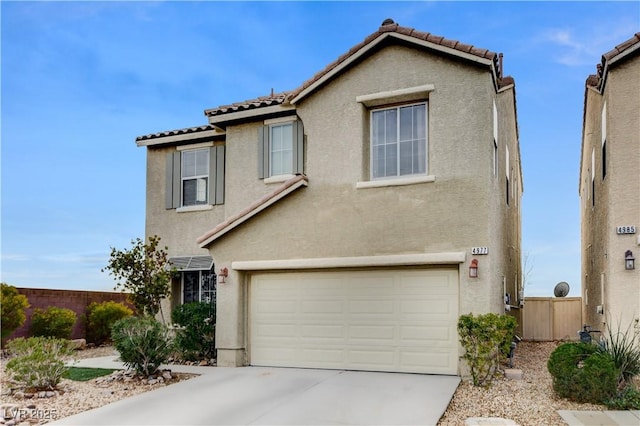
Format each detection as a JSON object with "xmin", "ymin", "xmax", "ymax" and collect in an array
[
  {"xmin": 356, "ymin": 84, "xmax": 435, "ymax": 107},
  {"xmin": 232, "ymin": 252, "xmax": 466, "ymax": 271},
  {"xmin": 356, "ymin": 175, "xmax": 436, "ymax": 189},
  {"xmin": 197, "ymin": 174, "xmax": 308, "ymax": 248}
]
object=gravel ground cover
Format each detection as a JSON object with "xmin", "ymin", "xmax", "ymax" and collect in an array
[
  {"xmin": 1, "ymin": 345, "xmax": 197, "ymax": 425},
  {"xmin": 438, "ymin": 340, "xmax": 605, "ymax": 425},
  {"xmin": 1, "ymin": 341, "xmax": 611, "ymax": 425}
]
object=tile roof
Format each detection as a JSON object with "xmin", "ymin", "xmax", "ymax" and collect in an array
[
  {"xmin": 197, "ymin": 174, "xmax": 308, "ymax": 248},
  {"xmin": 203, "ymin": 19, "xmax": 503, "ymax": 118},
  {"xmin": 136, "ymin": 124, "xmax": 220, "ymax": 143},
  {"xmin": 587, "ymin": 32, "xmax": 640, "ymax": 90},
  {"xmin": 204, "ymin": 92, "xmax": 290, "ymax": 118}
]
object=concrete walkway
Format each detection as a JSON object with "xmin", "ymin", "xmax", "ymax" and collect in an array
[
  {"xmin": 58, "ymin": 357, "xmax": 459, "ymax": 425},
  {"xmin": 63, "ymin": 357, "xmax": 639, "ymax": 425}
]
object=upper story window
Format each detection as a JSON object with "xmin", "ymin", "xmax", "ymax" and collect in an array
[
  {"xmin": 181, "ymin": 149, "xmax": 209, "ymax": 206},
  {"xmin": 270, "ymin": 123, "xmax": 293, "ymax": 176},
  {"xmin": 371, "ymin": 102, "xmax": 427, "ymax": 179},
  {"xmin": 166, "ymin": 143, "xmax": 225, "ymax": 210},
  {"xmin": 258, "ymin": 118, "xmax": 304, "ymax": 180}
]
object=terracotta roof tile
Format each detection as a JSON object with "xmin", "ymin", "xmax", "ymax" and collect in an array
[
  {"xmin": 136, "ymin": 124, "xmax": 219, "ymax": 142},
  {"xmin": 204, "ymin": 92, "xmax": 290, "ymax": 118},
  {"xmin": 587, "ymin": 33, "xmax": 640, "ymax": 90},
  {"xmin": 602, "ymin": 32, "xmax": 640, "ymax": 62},
  {"xmin": 203, "ymin": 19, "xmax": 499, "ymax": 118}
]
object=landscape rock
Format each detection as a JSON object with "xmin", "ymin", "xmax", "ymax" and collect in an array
[{"xmin": 69, "ymin": 339, "xmax": 87, "ymax": 350}]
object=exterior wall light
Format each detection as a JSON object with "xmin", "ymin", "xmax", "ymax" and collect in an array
[
  {"xmin": 625, "ymin": 250, "xmax": 635, "ymax": 270},
  {"xmin": 469, "ymin": 259, "xmax": 478, "ymax": 278},
  {"xmin": 218, "ymin": 267, "xmax": 229, "ymax": 283}
]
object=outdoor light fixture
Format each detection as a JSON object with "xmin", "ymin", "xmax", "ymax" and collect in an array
[
  {"xmin": 625, "ymin": 250, "xmax": 635, "ymax": 270},
  {"xmin": 469, "ymin": 259, "xmax": 478, "ymax": 278},
  {"xmin": 218, "ymin": 267, "xmax": 229, "ymax": 283}
]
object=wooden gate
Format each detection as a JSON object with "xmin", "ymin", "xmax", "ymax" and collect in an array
[{"xmin": 523, "ymin": 297, "xmax": 582, "ymax": 341}]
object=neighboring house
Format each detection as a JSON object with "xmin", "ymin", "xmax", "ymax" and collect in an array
[
  {"xmin": 136, "ymin": 19, "xmax": 523, "ymax": 375},
  {"xmin": 579, "ymin": 33, "xmax": 640, "ymax": 332}
]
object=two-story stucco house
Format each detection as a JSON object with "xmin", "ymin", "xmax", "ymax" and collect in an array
[
  {"xmin": 136, "ymin": 19, "xmax": 523, "ymax": 375},
  {"xmin": 580, "ymin": 33, "xmax": 640, "ymax": 332}
]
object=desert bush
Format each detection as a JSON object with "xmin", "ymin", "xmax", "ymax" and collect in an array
[
  {"xmin": 1, "ymin": 283, "xmax": 30, "ymax": 343},
  {"xmin": 597, "ymin": 319, "xmax": 640, "ymax": 387},
  {"xmin": 111, "ymin": 316, "xmax": 173, "ymax": 376},
  {"xmin": 171, "ymin": 302, "xmax": 215, "ymax": 361},
  {"xmin": 548, "ymin": 342, "xmax": 619, "ymax": 403},
  {"xmin": 30, "ymin": 306, "xmax": 77, "ymax": 339},
  {"xmin": 604, "ymin": 386, "xmax": 640, "ymax": 410},
  {"xmin": 5, "ymin": 337, "xmax": 74, "ymax": 390},
  {"xmin": 86, "ymin": 301, "xmax": 133, "ymax": 345},
  {"xmin": 458, "ymin": 312, "xmax": 518, "ymax": 387}
]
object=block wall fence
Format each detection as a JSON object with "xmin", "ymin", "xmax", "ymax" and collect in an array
[{"xmin": 7, "ymin": 287, "xmax": 133, "ymax": 341}]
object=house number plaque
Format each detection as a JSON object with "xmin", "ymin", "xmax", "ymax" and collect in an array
[
  {"xmin": 471, "ymin": 247, "xmax": 489, "ymax": 255},
  {"xmin": 616, "ymin": 226, "xmax": 636, "ymax": 235}
]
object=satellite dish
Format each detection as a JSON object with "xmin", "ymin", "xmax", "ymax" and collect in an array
[{"xmin": 554, "ymin": 281, "xmax": 570, "ymax": 297}]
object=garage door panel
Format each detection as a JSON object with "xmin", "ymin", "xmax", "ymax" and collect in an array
[
  {"xmin": 250, "ymin": 269, "xmax": 458, "ymax": 374},
  {"xmin": 349, "ymin": 325, "xmax": 395, "ymax": 340}
]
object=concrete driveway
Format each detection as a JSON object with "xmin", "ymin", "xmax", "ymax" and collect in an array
[{"xmin": 53, "ymin": 366, "xmax": 460, "ymax": 425}]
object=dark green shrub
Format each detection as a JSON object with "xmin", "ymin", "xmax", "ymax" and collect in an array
[
  {"xmin": 604, "ymin": 386, "xmax": 640, "ymax": 410},
  {"xmin": 5, "ymin": 337, "xmax": 74, "ymax": 390},
  {"xmin": 1, "ymin": 283, "xmax": 30, "ymax": 342},
  {"xmin": 171, "ymin": 302, "xmax": 216, "ymax": 361},
  {"xmin": 30, "ymin": 306, "xmax": 77, "ymax": 339},
  {"xmin": 86, "ymin": 301, "xmax": 133, "ymax": 345},
  {"xmin": 458, "ymin": 313, "xmax": 518, "ymax": 387},
  {"xmin": 548, "ymin": 342, "xmax": 619, "ymax": 403},
  {"xmin": 111, "ymin": 316, "xmax": 173, "ymax": 376}
]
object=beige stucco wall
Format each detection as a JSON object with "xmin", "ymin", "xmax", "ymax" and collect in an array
[
  {"xmin": 581, "ymin": 54, "xmax": 640, "ymax": 331},
  {"xmin": 143, "ymin": 42, "xmax": 522, "ymax": 369}
]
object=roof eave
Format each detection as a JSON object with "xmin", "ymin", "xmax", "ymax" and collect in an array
[
  {"xmin": 135, "ymin": 128, "xmax": 226, "ymax": 147},
  {"xmin": 290, "ymin": 32, "xmax": 495, "ymax": 105},
  {"xmin": 207, "ymin": 104, "xmax": 297, "ymax": 127}
]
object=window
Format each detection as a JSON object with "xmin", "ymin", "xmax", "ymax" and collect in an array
[
  {"xmin": 182, "ymin": 270, "xmax": 216, "ymax": 305},
  {"xmin": 493, "ymin": 100, "xmax": 498, "ymax": 177},
  {"xmin": 258, "ymin": 119, "xmax": 304, "ymax": 179},
  {"xmin": 505, "ymin": 146, "xmax": 510, "ymax": 205},
  {"xmin": 371, "ymin": 103, "xmax": 426, "ymax": 179},
  {"xmin": 181, "ymin": 149, "xmax": 209, "ymax": 206},
  {"xmin": 601, "ymin": 102, "xmax": 607, "ymax": 180},
  {"xmin": 270, "ymin": 123, "xmax": 293, "ymax": 176},
  {"xmin": 166, "ymin": 144, "xmax": 225, "ymax": 209}
]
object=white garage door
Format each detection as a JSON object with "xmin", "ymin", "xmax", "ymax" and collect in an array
[{"xmin": 249, "ymin": 268, "xmax": 459, "ymax": 374}]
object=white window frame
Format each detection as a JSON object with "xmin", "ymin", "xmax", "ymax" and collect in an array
[
  {"xmin": 369, "ymin": 101, "xmax": 428, "ymax": 180},
  {"xmin": 269, "ymin": 122, "xmax": 294, "ymax": 177},
  {"xmin": 181, "ymin": 148, "xmax": 210, "ymax": 207}
]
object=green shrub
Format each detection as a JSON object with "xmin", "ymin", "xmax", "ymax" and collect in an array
[
  {"xmin": 86, "ymin": 301, "xmax": 133, "ymax": 345},
  {"xmin": 111, "ymin": 316, "xmax": 173, "ymax": 376},
  {"xmin": 1, "ymin": 283, "xmax": 30, "ymax": 342},
  {"xmin": 604, "ymin": 386, "xmax": 640, "ymax": 410},
  {"xmin": 547, "ymin": 342, "xmax": 619, "ymax": 403},
  {"xmin": 171, "ymin": 302, "xmax": 215, "ymax": 361},
  {"xmin": 457, "ymin": 313, "xmax": 518, "ymax": 387},
  {"xmin": 597, "ymin": 319, "xmax": 640, "ymax": 387},
  {"xmin": 5, "ymin": 337, "xmax": 74, "ymax": 390},
  {"xmin": 30, "ymin": 306, "xmax": 77, "ymax": 339}
]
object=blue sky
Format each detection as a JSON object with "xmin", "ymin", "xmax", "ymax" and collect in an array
[{"xmin": 2, "ymin": 1, "xmax": 639, "ymax": 297}]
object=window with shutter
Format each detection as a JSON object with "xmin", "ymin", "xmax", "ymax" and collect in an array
[
  {"xmin": 258, "ymin": 118, "xmax": 304, "ymax": 179},
  {"xmin": 165, "ymin": 145, "xmax": 225, "ymax": 209}
]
